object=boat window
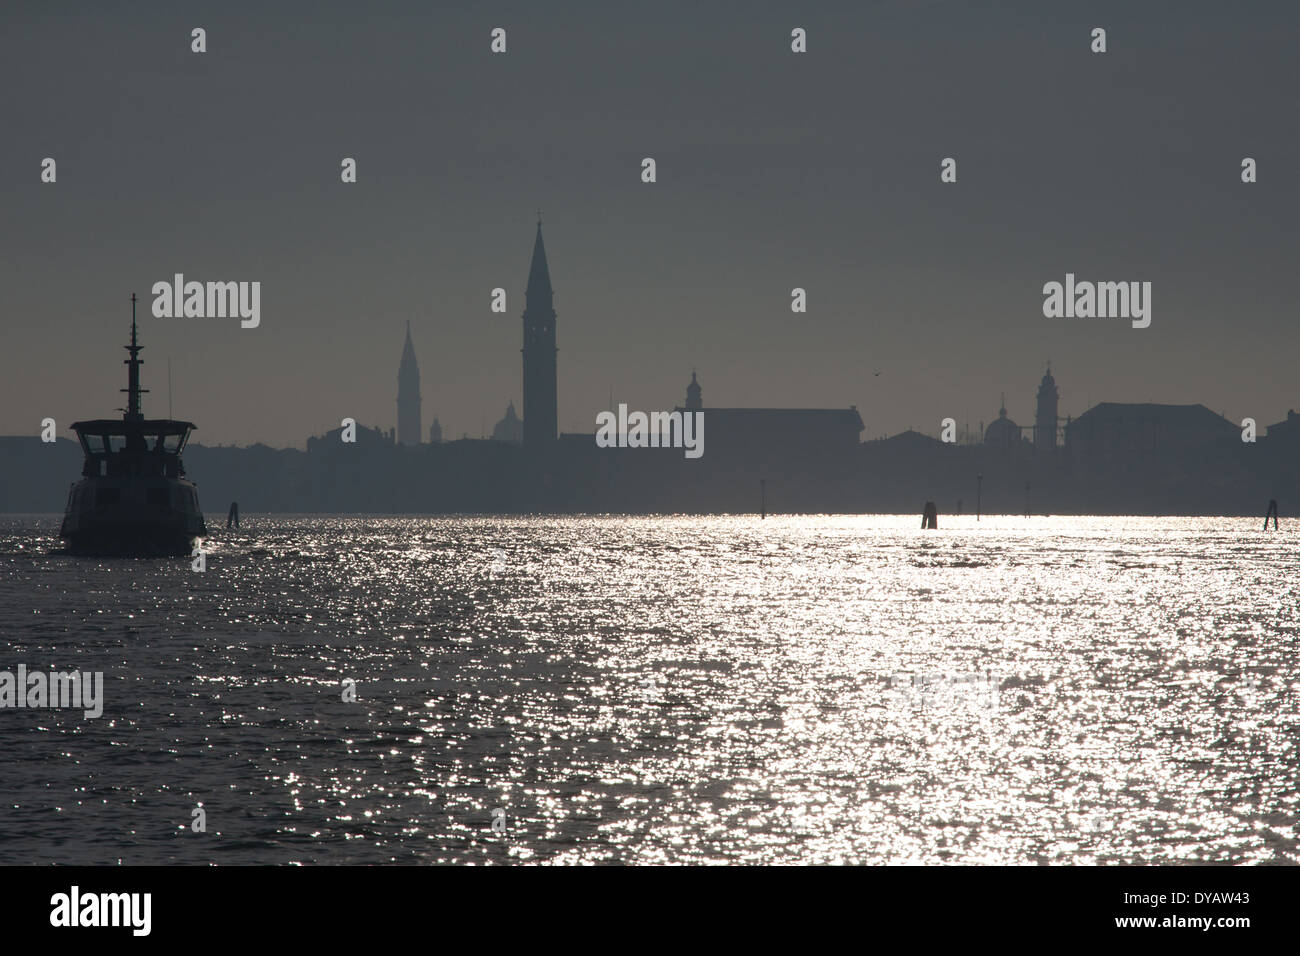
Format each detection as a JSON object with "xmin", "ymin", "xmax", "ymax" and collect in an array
[
  {"xmin": 84, "ymin": 434, "xmax": 106, "ymax": 454},
  {"xmin": 163, "ymin": 434, "xmax": 183, "ymax": 453},
  {"xmin": 106, "ymin": 434, "xmax": 127, "ymax": 453}
]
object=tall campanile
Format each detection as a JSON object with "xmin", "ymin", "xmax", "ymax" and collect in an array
[
  {"xmin": 522, "ymin": 220, "xmax": 558, "ymax": 448},
  {"xmin": 1035, "ymin": 365, "xmax": 1058, "ymax": 451},
  {"xmin": 397, "ymin": 320, "xmax": 421, "ymax": 445}
]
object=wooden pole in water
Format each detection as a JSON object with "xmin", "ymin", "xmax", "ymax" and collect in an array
[
  {"xmin": 976, "ymin": 474, "xmax": 982, "ymax": 522},
  {"xmin": 922, "ymin": 501, "xmax": 938, "ymax": 529},
  {"xmin": 227, "ymin": 501, "xmax": 239, "ymax": 529},
  {"xmin": 1265, "ymin": 499, "xmax": 1278, "ymax": 530},
  {"xmin": 760, "ymin": 479, "xmax": 766, "ymax": 519}
]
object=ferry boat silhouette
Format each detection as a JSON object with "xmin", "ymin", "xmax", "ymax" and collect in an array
[{"xmin": 60, "ymin": 294, "xmax": 207, "ymax": 556}]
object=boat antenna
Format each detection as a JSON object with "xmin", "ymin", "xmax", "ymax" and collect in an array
[{"xmin": 122, "ymin": 292, "xmax": 148, "ymax": 421}]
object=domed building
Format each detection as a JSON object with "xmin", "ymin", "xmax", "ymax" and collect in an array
[
  {"xmin": 491, "ymin": 401, "xmax": 523, "ymax": 444},
  {"xmin": 984, "ymin": 395, "xmax": 1024, "ymax": 448}
]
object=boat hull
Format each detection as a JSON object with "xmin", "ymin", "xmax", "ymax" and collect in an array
[{"xmin": 60, "ymin": 477, "xmax": 207, "ymax": 557}]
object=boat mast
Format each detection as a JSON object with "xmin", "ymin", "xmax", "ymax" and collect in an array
[{"xmin": 122, "ymin": 292, "xmax": 148, "ymax": 422}]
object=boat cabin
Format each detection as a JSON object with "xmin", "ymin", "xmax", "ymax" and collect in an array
[{"xmin": 70, "ymin": 419, "xmax": 196, "ymax": 479}]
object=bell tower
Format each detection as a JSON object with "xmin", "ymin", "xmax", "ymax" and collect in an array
[
  {"xmin": 397, "ymin": 321, "xmax": 422, "ymax": 446},
  {"xmin": 1035, "ymin": 365, "xmax": 1058, "ymax": 451},
  {"xmin": 522, "ymin": 218, "xmax": 558, "ymax": 448},
  {"xmin": 685, "ymin": 371, "xmax": 702, "ymax": 411}
]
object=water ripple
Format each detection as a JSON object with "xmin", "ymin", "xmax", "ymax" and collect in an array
[{"xmin": 0, "ymin": 514, "xmax": 1296, "ymax": 864}]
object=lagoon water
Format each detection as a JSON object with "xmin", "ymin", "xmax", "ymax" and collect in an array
[{"xmin": 0, "ymin": 514, "xmax": 1297, "ymax": 865}]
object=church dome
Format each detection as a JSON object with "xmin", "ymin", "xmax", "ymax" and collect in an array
[
  {"xmin": 492, "ymin": 401, "xmax": 523, "ymax": 444},
  {"xmin": 984, "ymin": 401, "xmax": 1022, "ymax": 447}
]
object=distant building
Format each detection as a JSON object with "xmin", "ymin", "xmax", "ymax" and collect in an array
[
  {"xmin": 685, "ymin": 371, "xmax": 702, "ymax": 411},
  {"xmin": 873, "ymin": 429, "xmax": 946, "ymax": 452},
  {"xmin": 429, "ymin": 416, "xmax": 443, "ymax": 444},
  {"xmin": 397, "ymin": 321, "xmax": 421, "ymax": 446},
  {"xmin": 1035, "ymin": 367, "xmax": 1059, "ymax": 451},
  {"xmin": 1266, "ymin": 409, "xmax": 1300, "ymax": 442},
  {"xmin": 522, "ymin": 221, "xmax": 557, "ymax": 448},
  {"xmin": 307, "ymin": 422, "xmax": 393, "ymax": 452},
  {"xmin": 685, "ymin": 407, "xmax": 865, "ymax": 456},
  {"xmin": 984, "ymin": 395, "xmax": 1023, "ymax": 448},
  {"xmin": 675, "ymin": 372, "xmax": 862, "ymax": 456},
  {"xmin": 1065, "ymin": 403, "xmax": 1238, "ymax": 462},
  {"xmin": 492, "ymin": 401, "xmax": 523, "ymax": 444}
]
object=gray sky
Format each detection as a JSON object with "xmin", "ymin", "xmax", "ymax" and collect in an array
[{"xmin": 2, "ymin": 0, "xmax": 1296, "ymax": 447}]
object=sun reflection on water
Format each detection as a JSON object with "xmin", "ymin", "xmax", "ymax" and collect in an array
[{"xmin": 0, "ymin": 514, "xmax": 1297, "ymax": 864}]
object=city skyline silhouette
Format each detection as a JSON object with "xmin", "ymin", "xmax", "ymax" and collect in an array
[
  {"xmin": 2, "ymin": 0, "xmax": 1296, "ymax": 450},
  {"xmin": 6, "ymin": 0, "xmax": 1300, "ymax": 897}
]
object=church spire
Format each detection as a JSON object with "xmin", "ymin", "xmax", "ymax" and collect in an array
[
  {"xmin": 397, "ymin": 321, "xmax": 421, "ymax": 446},
  {"xmin": 526, "ymin": 221, "xmax": 553, "ymax": 304},
  {"xmin": 522, "ymin": 219, "xmax": 558, "ymax": 448},
  {"xmin": 400, "ymin": 320, "xmax": 417, "ymax": 368}
]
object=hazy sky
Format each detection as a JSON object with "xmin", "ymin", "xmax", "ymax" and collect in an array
[{"xmin": 2, "ymin": 0, "xmax": 1297, "ymax": 447}]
